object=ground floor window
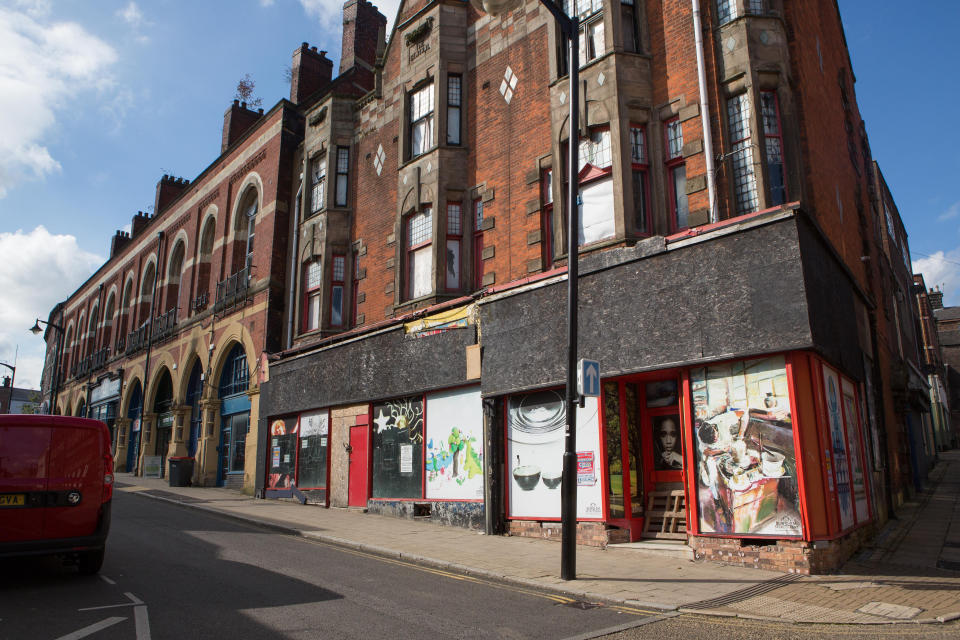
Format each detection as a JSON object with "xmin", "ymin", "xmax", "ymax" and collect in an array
[
  {"xmin": 298, "ymin": 410, "xmax": 329, "ymax": 489},
  {"xmin": 267, "ymin": 416, "xmax": 298, "ymax": 489},
  {"xmin": 221, "ymin": 411, "xmax": 248, "ymax": 477},
  {"xmin": 372, "ymin": 397, "xmax": 424, "ymax": 499}
]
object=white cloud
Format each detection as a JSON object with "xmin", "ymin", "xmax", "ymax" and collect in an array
[
  {"xmin": 937, "ymin": 200, "xmax": 960, "ymax": 222},
  {"xmin": 115, "ymin": 1, "xmax": 151, "ymax": 43},
  {"xmin": 259, "ymin": 0, "xmax": 276, "ymax": 6},
  {"xmin": 0, "ymin": 7, "xmax": 118, "ymax": 198},
  {"xmin": 0, "ymin": 226, "xmax": 102, "ymax": 389},
  {"xmin": 298, "ymin": 0, "xmax": 400, "ymax": 39},
  {"xmin": 914, "ymin": 250, "xmax": 960, "ymax": 307}
]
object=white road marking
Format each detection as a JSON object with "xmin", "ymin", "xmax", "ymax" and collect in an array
[
  {"xmin": 125, "ymin": 592, "xmax": 144, "ymax": 605},
  {"xmin": 78, "ymin": 592, "xmax": 145, "ymax": 611},
  {"xmin": 53, "ymin": 616, "xmax": 126, "ymax": 640},
  {"xmin": 99, "ymin": 575, "xmax": 116, "ymax": 585},
  {"xmin": 134, "ymin": 605, "xmax": 151, "ymax": 640}
]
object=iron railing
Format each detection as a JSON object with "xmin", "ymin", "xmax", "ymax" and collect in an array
[{"xmin": 215, "ymin": 267, "xmax": 250, "ymax": 312}]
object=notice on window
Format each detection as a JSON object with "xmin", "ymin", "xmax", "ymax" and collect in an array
[
  {"xmin": 576, "ymin": 451, "xmax": 595, "ymax": 487},
  {"xmin": 400, "ymin": 444, "xmax": 414, "ymax": 474},
  {"xmin": 272, "ymin": 447, "xmax": 280, "ymax": 468}
]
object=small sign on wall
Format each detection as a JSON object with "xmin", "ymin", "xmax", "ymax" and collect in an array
[{"xmin": 577, "ymin": 451, "xmax": 595, "ymax": 487}]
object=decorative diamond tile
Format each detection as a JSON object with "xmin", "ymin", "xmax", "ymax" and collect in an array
[
  {"xmin": 559, "ymin": 91, "xmax": 566, "ymax": 105},
  {"xmin": 499, "ymin": 66, "xmax": 519, "ymax": 104},
  {"xmin": 403, "ymin": 174, "xmax": 408, "ymax": 185},
  {"xmin": 597, "ymin": 71, "xmax": 605, "ymax": 86},
  {"xmin": 426, "ymin": 161, "xmax": 432, "ymax": 173},
  {"xmin": 373, "ymin": 144, "xmax": 386, "ymax": 176}
]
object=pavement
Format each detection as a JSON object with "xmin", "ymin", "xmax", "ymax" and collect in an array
[{"xmin": 113, "ymin": 450, "xmax": 960, "ymax": 626}]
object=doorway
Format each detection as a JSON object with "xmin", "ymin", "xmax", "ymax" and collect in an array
[
  {"xmin": 602, "ymin": 375, "xmax": 686, "ymax": 541},
  {"xmin": 347, "ymin": 424, "xmax": 369, "ymax": 507}
]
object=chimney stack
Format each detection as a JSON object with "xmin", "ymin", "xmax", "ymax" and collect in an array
[
  {"xmin": 929, "ymin": 287, "xmax": 945, "ymax": 310},
  {"xmin": 340, "ymin": 0, "xmax": 387, "ymax": 77},
  {"xmin": 290, "ymin": 43, "xmax": 334, "ymax": 104},
  {"xmin": 222, "ymin": 100, "xmax": 265, "ymax": 153},
  {"xmin": 155, "ymin": 174, "xmax": 190, "ymax": 214},
  {"xmin": 131, "ymin": 211, "xmax": 151, "ymax": 238},
  {"xmin": 110, "ymin": 230, "xmax": 131, "ymax": 258}
]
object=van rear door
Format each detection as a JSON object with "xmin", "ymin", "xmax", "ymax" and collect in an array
[
  {"xmin": 0, "ymin": 422, "xmax": 52, "ymax": 543},
  {"xmin": 45, "ymin": 421, "xmax": 106, "ymax": 540}
]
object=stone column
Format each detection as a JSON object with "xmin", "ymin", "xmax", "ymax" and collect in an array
[
  {"xmin": 114, "ymin": 417, "xmax": 131, "ymax": 469},
  {"xmin": 137, "ymin": 412, "xmax": 157, "ymax": 475},
  {"xmin": 197, "ymin": 400, "xmax": 221, "ymax": 486},
  {"xmin": 243, "ymin": 388, "xmax": 261, "ymax": 495},
  {"xmin": 169, "ymin": 406, "xmax": 191, "ymax": 458}
]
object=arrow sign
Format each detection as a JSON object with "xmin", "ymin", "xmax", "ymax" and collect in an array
[{"xmin": 577, "ymin": 359, "xmax": 600, "ymax": 398}]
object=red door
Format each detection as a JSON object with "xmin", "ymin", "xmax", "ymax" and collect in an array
[{"xmin": 348, "ymin": 424, "xmax": 369, "ymax": 507}]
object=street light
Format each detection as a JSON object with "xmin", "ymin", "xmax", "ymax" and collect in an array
[
  {"xmin": 471, "ymin": 0, "xmax": 582, "ymax": 581},
  {"xmin": 30, "ymin": 318, "xmax": 64, "ymax": 415}
]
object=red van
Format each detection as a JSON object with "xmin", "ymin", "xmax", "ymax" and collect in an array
[{"xmin": 0, "ymin": 415, "xmax": 114, "ymax": 574}]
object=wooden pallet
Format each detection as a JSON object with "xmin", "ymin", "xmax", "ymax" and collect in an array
[{"xmin": 642, "ymin": 489, "xmax": 687, "ymax": 540}]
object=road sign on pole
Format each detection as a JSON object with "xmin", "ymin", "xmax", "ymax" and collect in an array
[{"xmin": 577, "ymin": 359, "xmax": 600, "ymax": 398}]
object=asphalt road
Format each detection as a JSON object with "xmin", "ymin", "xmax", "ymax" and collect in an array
[{"xmin": 0, "ymin": 492, "xmax": 657, "ymax": 640}]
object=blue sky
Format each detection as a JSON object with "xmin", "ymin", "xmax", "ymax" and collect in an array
[{"xmin": 0, "ymin": 0, "xmax": 956, "ymax": 389}]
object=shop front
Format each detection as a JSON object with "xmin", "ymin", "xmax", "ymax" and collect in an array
[
  {"xmin": 89, "ymin": 373, "xmax": 122, "ymax": 455},
  {"xmin": 264, "ymin": 410, "xmax": 330, "ymax": 503}
]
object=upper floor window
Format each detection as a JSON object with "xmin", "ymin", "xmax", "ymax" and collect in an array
[
  {"xmin": 541, "ymin": 169, "xmax": 555, "ymax": 269},
  {"xmin": 303, "ymin": 259, "xmax": 322, "ymax": 332},
  {"xmin": 579, "ymin": 128, "xmax": 612, "ymax": 171},
  {"xmin": 629, "ymin": 125, "xmax": 649, "ymax": 235},
  {"xmin": 219, "ymin": 343, "xmax": 249, "ymax": 397},
  {"xmin": 558, "ymin": 0, "xmax": 604, "ymax": 73},
  {"xmin": 576, "ymin": 126, "xmax": 615, "ymax": 245},
  {"xmin": 621, "ymin": 0, "xmax": 641, "ymax": 53},
  {"xmin": 717, "ymin": 0, "xmax": 737, "ymax": 25},
  {"xmin": 760, "ymin": 91, "xmax": 787, "ymax": 207},
  {"xmin": 330, "ymin": 254, "xmax": 345, "ymax": 326},
  {"xmin": 407, "ymin": 208, "xmax": 433, "ymax": 299},
  {"xmin": 409, "ymin": 83, "xmax": 435, "ymax": 158},
  {"xmin": 335, "ymin": 147, "xmax": 349, "ymax": 207},
  {"xmin": 727, "ymin": 94, "xmax": 759, "ymax": 215},
  {"xmin": 310, "ymin": 157, "xmax": 326, "ymax": 214},
  {"xmin": 665, "ymin": 119, "xmax": 689, "ymax": 231},
  {"xmin": 747, "ymin": 0, "xmax": 765, "ymax": 14},
  {"xmin": 244, "ymin": 200, "xmax": 257, "ymax": 268},
  {"xmin": 446, "ymin": 203, "xmax": 462, "ymax": 290},
  {"xmin": 447, "ymin": 75, "xmax": 462, "ymax": 146}
]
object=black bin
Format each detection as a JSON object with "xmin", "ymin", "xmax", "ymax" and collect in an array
[{"xmin": 168, "ymin": 457, "xmax": 194, "ymax": 487}]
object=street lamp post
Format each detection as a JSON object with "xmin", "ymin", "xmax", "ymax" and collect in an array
[
  {"xmin": 472, "ymin": 0, "xmax": 581, "ymax": 580},
  {"xmin": 30, "ymin": 318, "xmax": 64, "ymax": 414}
]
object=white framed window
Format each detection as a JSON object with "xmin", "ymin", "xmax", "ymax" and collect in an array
[
  {"xmin": 335, "ymin": 147, "xmax": 349, "ymax": 207},
  {"xmin": 303, "ymin": 259, "xmax": 322, "ymax": 332},
  {"xmin": 310, "ymin": 157, "xmax": 326, "ymax": 214},
  {"xmin": 407, "ymin": 208, "xmax": 433, "ymax": 299},
  {"xmin": 447, "ymin": 75, "xmax": 462, "ymax": 146},
  {"xmin": 727, "ymin": 94, "xmax": 759, "ymax": 215},
  {"xmin": 410, "ymin": 83, "xmax": 435, "ymax": 158}
]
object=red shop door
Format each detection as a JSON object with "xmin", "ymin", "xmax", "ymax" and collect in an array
[{"xmin": 348, "ymin": 424, "xmax": 369, "ymax": 507}]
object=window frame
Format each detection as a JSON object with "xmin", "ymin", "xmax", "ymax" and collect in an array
[
  {"xmin": 329, "ymin": 254, "xmax": 345, "ymax": 327},
  {"xmin": 302, "ymin": 259, "xmax": 323, "ymax": 333},
  {"xmin": 727, "ymin": 93, "xmax": 759, "ymax": 215},
  {"xmin": 446, "ymin": 75, "xmax": 462, "ymax": 146},
  {"xmin": 445, "ymin": 203, "xmax": 463, "ymax": 291},
  {"xmin": 717, "ymin": 0, "xmax": 737, "ymax": 26},
  {"xmin": 620, "ymin": 0, "xmax": 641, "ymax": 53},
  {"xmin": 406, "ymin": 207, "xmax": 434, "ymax": 300},
  {"xmin": 310, "ymin": 156, "xmax": 326, "ymax": 215},
  {"xmin": 664, "ymin": 118, "xmax": 689, "ymax": 233},
  {"xmin": 760, "ymin": 90, "xmax": 788, "ymax": 207},
  {"xmin": 541, "ymin": 169, "xmax": 555, "ymax": 270},
  {"xmin": 629, "ymin": 124, "xmax": 650, "ymax": 236},
  {"xmin": 335, "ymin": 147, "xmax": 349, "ymax": 207},
  {"xmin": 409, "ymin": 81, "xmax": 435, "ymax": 159}
]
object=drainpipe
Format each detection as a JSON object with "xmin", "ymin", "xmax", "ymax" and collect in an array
[
  {"xmin": 692, "ymin": 0, "xmax": 718, "ymax": 223},
  {"xmin": 135, "ymin": 230, "xmax": 164, "ymax": 475},
  {"xmin": 286, "ymin": 178, "xmax": 303, "ymax": 350}
]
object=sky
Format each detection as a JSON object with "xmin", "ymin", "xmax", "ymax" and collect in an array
[{"xmin": 0, "ymin": 0, "xmax": 956, "ymax": 390}]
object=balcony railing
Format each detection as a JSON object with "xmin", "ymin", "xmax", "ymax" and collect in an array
[
  {"xmin": 152, "ymin": 308, "xmax": 178, "ymax": 342},
  {"xmin": 215, "ymin": 267, "xmax": 250, "ymax": 312},
  {"xmin": 191, "ymin": 291, "xmax": 209, "ymax": 314},
  {"xmin": 126, "ymin": 322, "xmax": 150, "ymax": 355},
  {"xmin": 91, "ymin": 346, "xmax": 110, "ymax": 372}
]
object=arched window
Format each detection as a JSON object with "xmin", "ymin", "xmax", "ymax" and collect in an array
[
  {"xmin": 119, "ymin": 277, "xmax": 134, "ymax": 346},
  {"xmin": 166, "ymin": 241, "xmax": 185, "ymax": 315},
  {"xmin": 233, "ymin": 188, "xmax": 258, "ymax": 273},
  {"xmin": 244, "ymin": 198, "xmax": 257, "ymax": 269},
  {"xmin": 102, "ymin": 292, "xmax": 116, "ymax": 351},
  {"xmin": 219, "ymin": 343, "xmax": 249, "ymax": 397},
  {"xmin": 217, "ymin": 343, "xmax": 250, "ymax": 482},
  {"xmin": 76, "ymin": 312, "xmax": 86, "ymax": 360},
  {"xmin": 87, "ymin": 305, "xmax": 98, "ymax": 356},
  {"xmin": 139, "ymin": 262, "xmax": 156, "ymax": 326},
  {"xmin": 63, "ymin": 324, "xmax": 74, "ymax": 377},
  {"xmin": 195, "ymin": 216, "xmax": 216, "ymax": 313}
]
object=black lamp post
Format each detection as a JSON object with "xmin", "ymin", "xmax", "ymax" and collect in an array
[
  {"xmin": 472, "ymin": 0, "xmax": 582, "ymax": 581},
  {"xmin": 30, "ymin": 318, "xmax": 64, "ymax": 414}
]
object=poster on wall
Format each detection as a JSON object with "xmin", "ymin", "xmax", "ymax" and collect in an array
[
  {"xmin": 372, "ymin": 397, "xmax": 423, "ymax": 499},
  {"xmin": 822, "ymin": 365, "xmax": 854, "ymax": 530},
  {"xmin": 692, "ymin": 356, "xmax": 803, "ymax": 537},
  {"xmin": 842, "ymin": 379, "xmax": 869, "ymax": 524},
  {"xmin": 267, "ymin": 417, "xmax": 299, "ymax": 489},
  {"xmin": 507, "ymin": 390, "xmax": 603, "ymax": 520},
  {"xmin": 425, "ymin": 388, "xmax": 484, "ymax": 500}
]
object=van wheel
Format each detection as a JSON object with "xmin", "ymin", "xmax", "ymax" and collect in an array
[{"xmin": 78, "ymin": 549, "xmax": 105, "ymax": 575}]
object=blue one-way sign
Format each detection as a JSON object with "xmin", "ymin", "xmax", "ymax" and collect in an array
[{"xmin": 577, "ymin": 359, "xmax": 601, "ymax": 398}]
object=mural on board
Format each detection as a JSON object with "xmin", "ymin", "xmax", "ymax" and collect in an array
[
  {"xmin": 823, "ymin": 365, "xmax": 854, "ymax": 530},
  {"xmin": 267, "ymin": 417, "xmax": 299, "ymax": 490},
  {"xmin": 372, "ymin": 397, "xmax": 424, "ymax": 499},
  {"xmin": 841, "ymin": 379, "xmax": 869, "ymax": 524},
  {"xmin": 692, "ymin": 356, "xmax": 803, "ymax": 536},
  {"xmin": 425, "ymin": 388, "xmax": 484, "ymax": 500},
  {"xmin": 507, "ymin": 390, "xmax": 603, "ymax": 519}
]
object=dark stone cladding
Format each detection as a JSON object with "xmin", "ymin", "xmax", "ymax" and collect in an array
[
  {"xmin": 261, "ymin": 324, "xmax": 474, "ymax": 417},
  {"xmin": 479, "ymin": 210, "xmax": 864, "ymax": 398}
]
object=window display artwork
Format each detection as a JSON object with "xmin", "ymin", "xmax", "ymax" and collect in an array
[
  {"xmin": 372, "ymin": 397, "xmax": 424, "ymax": 499},
  {"xmin": 507, "ymin": 390, "xmax": 603, "ymax": 519},
  {"xmin": 426, "ymin": 388, "xmax": 484, "ymax": 500},
  {"xmin": 653, "ymin": 413, "xmax": 683, "ymax": 470},
  {"xmin": 823, "ymin": 365, "xmax": 853, "ymax": 530},
  {"xmin": 692, "ymin": 356, "xmax": 802, "ymax": 536},
  {"xmin": 842, "ymin": 378, "xmax": 869, "ymax": 524},
  {"xmin": 267, "ymin": 416, "xmax": 298, "ymax": 489}
]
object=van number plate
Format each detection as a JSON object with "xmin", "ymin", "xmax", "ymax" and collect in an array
[{"xmin": 0, "ymin": 494, "xmax": 25, "ymax": 507}]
